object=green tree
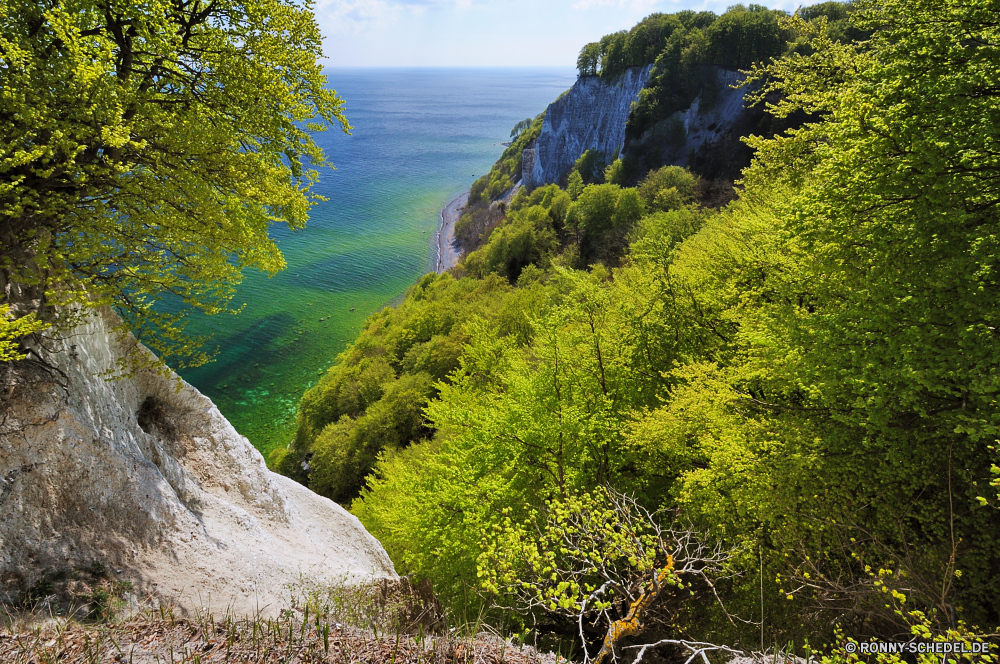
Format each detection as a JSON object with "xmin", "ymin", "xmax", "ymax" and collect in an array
[
  {"xmin": 354, "ymin": 270, "xmax": 650, "ymax": 608},
  {"xmin": 308, "ymin": 372, "xmax": 435, "ymax": 504},
  {"xmin": 0, "ymin": 0, "xmax": 347, "ymax": 365},
  {"xmin": 282, "ymin": 272, "xmax": 545, "ymax": 503},
  {"xmin": 637, "ymin": 166, "xmax": 700, "ymax": 212},
  {"xmin": 566, "ymin": 184, "xmax": 646, "ymax": 264},
  {"xmin": 577, "ymin": 43, "xmax": 601, "ymax": 76},
  {"xmin": 465, "ymin": 206, "xmax": 559, "ymax": 283},
  {"xmin": 567, "ymin": 171, "xmax": 586, "ymax": 201},
  {"xmin": 743, "ymin": 3, "xmax": 1000, "ymax": 480},
  {"xmin": 681, "ymin": 0, "xmax": 1000, "ymax": 628},
  {"xmin": 572, "ymin": 149, "xmax": 606, "ymax": 185},
  {"xmin": 510, "ymin": 118, "xmax": 533, "ymax": 139},
  {"xmin": 603, "ymin": 157, "xmax": 639, "ymax": 186},
  {"xmin": 509, "ymin": 183, "xmax": 572, "ymax": 227},
  {"xmin": 705, "ymin": 5, "xmax": 786, "ymax": 68},
  {"xmin": 568, "ymin": 185, "xmax": 620, "ymax": 238},
  {"xmin": 598, "ymin": 31, "xmax": 628, "ymax": 79}
]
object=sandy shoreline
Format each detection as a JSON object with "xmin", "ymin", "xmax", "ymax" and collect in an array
[{"xmin": 436, "ymin": 192, "xmax": 469, "ymax": 273}]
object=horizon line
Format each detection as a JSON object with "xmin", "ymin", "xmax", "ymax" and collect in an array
[{"xmin": 321, "ymin": 64, "xmax": 579, "ymax": 69}]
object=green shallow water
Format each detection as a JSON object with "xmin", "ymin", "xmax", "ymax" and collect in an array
[{"xmin": 175, "ymin": 68, "xmax": 577, "ymax": 456}]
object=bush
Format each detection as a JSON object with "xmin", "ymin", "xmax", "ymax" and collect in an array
[
  {"xmin": 464, "ymin": 187, "xmax": 573, "ymax": 283},
  {"xmin": 637, "ymin": 165, "xmax": 699, "ymax": 212},
  {"xmin": 603, "ymin": 157, "xmax": 639, "ymax": 185},
  {"xmin": 571, "ymin": 149, "xmax": 606, "ymax": 185},
  {"xmin": 465, "ymin": 207, "xmax": 559, "ymax": 283},
  {"xmin": 283, "ymin": 273, "xmax": 543, "ymax": 504}
]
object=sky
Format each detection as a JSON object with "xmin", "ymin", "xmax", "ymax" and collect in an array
[{"xmin": 315, "ymin": 0, "xmax": 829, "ymax": 67}]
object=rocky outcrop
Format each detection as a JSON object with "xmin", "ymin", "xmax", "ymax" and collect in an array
[
  {"xmin": 631, "ymin": 70, "xmax": 749, "ymax": 163},
  {"xmin": 521, "ymin": 145, "xmax": 537, "ymax": 186},
  {"xmin": 0, "ymin": 308, "xmax": 396, "ymax": 616},
  {"xmin": 524, "ymin": 66, "xmax": 653, "ymax": 188},
  {"xmin": 624, "ymin": 68, "xmax": 767, "ymax": 181}
]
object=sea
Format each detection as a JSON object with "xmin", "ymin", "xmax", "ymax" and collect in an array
[{"xmin": 176, "ymin": 67, "xmax": 578, "ymax": 456}]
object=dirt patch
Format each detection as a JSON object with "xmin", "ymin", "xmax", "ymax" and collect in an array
[{"xmin": 0, "ymin": 610, "xmax": 562, "ymax": 664}]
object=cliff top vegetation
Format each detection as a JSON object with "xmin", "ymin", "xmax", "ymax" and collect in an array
[{"xmin": 577, "ymin": 2, "xmax": 866, "ymax": 80}]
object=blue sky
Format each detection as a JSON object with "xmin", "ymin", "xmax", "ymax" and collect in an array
[{"xmin": 315, "ymin": 0, "xmax": 829, "ymax": 67}]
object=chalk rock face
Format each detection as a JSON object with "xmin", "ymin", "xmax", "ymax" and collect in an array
[
  {"xmin": 526, "ymin": 65, "xmax": 653, "ymax": 188},
  {"xmin": 625, "ymin": 68, "xmax": 753, "ymax": 174},
  {"xmin": 671, "ymin": 69, "xmax": 750, "ymax": 159},
  {"xmin": 0, "ymin": 308, "xmax": 396, "ymax": 615}
]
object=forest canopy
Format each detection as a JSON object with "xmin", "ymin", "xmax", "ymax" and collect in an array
[
  {"xmin": 577, "ymin": 5, "xmax": 784, "ymax": 80},
  {"xmin": 283, "ymin": 0, "xmax": 1000, "ymax": 653},
  {"xmin": 0, "ymin": 0, "xmax": 347, "ymax": 366}
]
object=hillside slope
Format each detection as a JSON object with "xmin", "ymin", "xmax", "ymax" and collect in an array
[{"xmin": 1, "ymin": 308, "xmax": 396, "ymax": 616}]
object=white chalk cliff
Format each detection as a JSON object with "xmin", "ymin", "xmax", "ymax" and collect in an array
[
  {"xmin": 0, "ymin": 307, "xmax": 396, "ymax": 615},
  {"xmin": 523, "ymin": 65, "xmax": 653, "ymax": 188},
  {"xmin": 626, "ymin": 68, "xmax": 753, "ymax": 170}
]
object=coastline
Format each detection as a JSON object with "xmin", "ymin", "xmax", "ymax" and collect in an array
[{"xmin": 436, "ymin": 192, "xmax": 469, "ymax": 273}]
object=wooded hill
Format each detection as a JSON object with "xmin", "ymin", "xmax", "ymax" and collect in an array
[{"xmin": 278, "ymin": 0, "xmax": 1000, "ymax": 655}]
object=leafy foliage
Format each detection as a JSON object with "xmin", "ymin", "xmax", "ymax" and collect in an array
[
  {"xmin": 279, "ymin": 272, "xmax": 543, "ymax": 503},
  {"xmin": 510, "ymin": 118, "xmax": 534, "ymax": 140},
  {"xmin": 0, "ymin": 0, "xmax": 346, "ymax": 365},
  {"xmin": 624, "ymin": 3, "xmax": 854, "ymax": 144},
  {"xmin": 603, "ymin": 158, "xmax": 639, "ymax": 186},
  {"xmin": 353, "ymin": 269, "xmax": 656, "ymax": 608},
  {"xmin": 576, "ymin": 6, "xmax": 790, "ymax": 81},
  {"xmin": 636, "ymin": 166, "xmax": 699, "ymax": 212},
  {"xmin": 571, "ymin": 150, "xmax": 607, "ymax": 186},
  {"xmin": 465, "ymin": 206, "xmax": 560, "ymax": 283},
  {"xmin": 566, "ymin": 185, "xmax": 646, "ymax": 266},
  {"xmin": 0, "ymin": 306, "xmax": 47, "ymax": 362},
  {"xmin": 464, "ymin": 168, "xmax": 701, "ymax": 283},
  {"xmin": 288, "ymin": 0, "xmax": 1000, "ymax": 652}
]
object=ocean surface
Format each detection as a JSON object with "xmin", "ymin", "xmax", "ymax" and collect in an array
[{"xmin": 176, "ymin": 67, "xmax": 578, "ymax": 456}]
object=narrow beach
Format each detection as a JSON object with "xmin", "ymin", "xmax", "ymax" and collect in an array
[{"xmin": 436, "ymin": 192, "xmax": 469, "ymax": 273}]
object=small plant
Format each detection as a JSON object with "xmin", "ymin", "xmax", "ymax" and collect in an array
[
  {"xmin": 288, "ymin": 574, "xmax": 443, "ymax": 636},
  {"xmin": 480, "ymin": 487, "xmax": 738, "ymax": 664},
  {"xmin": 83, "ymin": 580, "xmax": 131, "ymax": 622},
  {"xmin": 86, "ymin": 587, "xmax": 110, "ymax": 621}
]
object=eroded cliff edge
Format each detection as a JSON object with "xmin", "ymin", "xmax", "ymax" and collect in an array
[
  {"xmin": 519, "ymin": 66, "xmax": 766, "ymax": 193},
  {"xmin": 523, "ymin": 65, "xmax": 653, "ymax": 188},
  {"xmin": 0, "ymin": 308, "xmax": 396, "ymax": 616}
]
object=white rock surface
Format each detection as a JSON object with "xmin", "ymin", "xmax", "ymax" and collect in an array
[
  {"xmin": 525, "ymin": 65, "xmax": 653, "ymax": 188},
  {"xmin": 631, "ymin": 68, "xmax": 752, "ymax": 165},
  {"xmin": 0, "ymin": 307, "xmax": 396, "ymax": 615}
]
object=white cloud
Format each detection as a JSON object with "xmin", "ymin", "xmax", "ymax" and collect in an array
[
  {"xmin": 571, "ymin": 0, "xmax": 659, "ymax": 11},
  {"xmin": 316, "ymin": 0, "xmax": 401, "ymax": 34},
  {"xmin": 316, "ymin": 0, "xmax": 482, "ymax": 34}
]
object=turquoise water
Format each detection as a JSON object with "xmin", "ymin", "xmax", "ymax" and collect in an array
[{"xmin": 177, "ymin": 68, "xmax": 577, "ymax": 455}]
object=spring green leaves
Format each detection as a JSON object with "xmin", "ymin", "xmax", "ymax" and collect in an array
[
  {"xmin": 479, "ymin": 489, "xmax": 676, "ymax": 614},
  {"xmin": 0, "ymin": 0, "xmax": 347, "ymax": 365},
  {"xmin": 287, "ymin": 0, "xmax": 1000, "ymax": 643},
  {"xmin": 0, "ymin": 306, "xmax": 47, "ymax": 362}
]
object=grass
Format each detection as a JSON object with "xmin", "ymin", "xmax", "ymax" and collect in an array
[{"xmin": 0, "ymin": 581, "xmax": 563, "ymax": 664}]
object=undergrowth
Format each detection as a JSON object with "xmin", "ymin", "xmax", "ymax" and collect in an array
[
  {"xmin": 0, "ymin": 576, "xmax": 558, "ymax": 664},
  {"xmin": 0, "ymin": 602, "xmax": 560, "ymax": 664}
]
